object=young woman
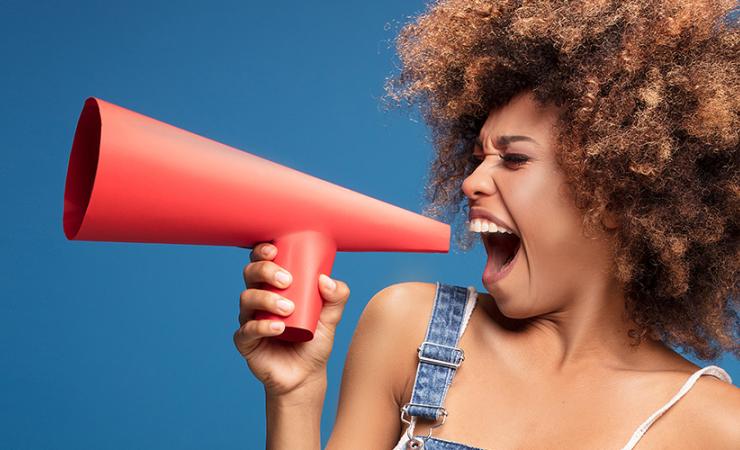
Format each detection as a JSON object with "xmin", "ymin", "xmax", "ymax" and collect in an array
[{"xmin": 233, "ymin": 1, "xmax": 740, "ymax": 449}]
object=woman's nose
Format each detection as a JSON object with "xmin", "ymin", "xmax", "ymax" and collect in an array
[{"xmin": 462, "ymin": 164, "xmax": 496, "ymax": 200}]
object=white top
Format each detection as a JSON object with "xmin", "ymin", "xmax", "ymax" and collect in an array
[{"xmin": 393, "ymin": 286, "xmax": 734, "ymax": 450}]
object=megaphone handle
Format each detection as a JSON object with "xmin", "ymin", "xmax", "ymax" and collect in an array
[{"xmin": 253, "ymin": 230, "xmax": 337, "ymax": 342}]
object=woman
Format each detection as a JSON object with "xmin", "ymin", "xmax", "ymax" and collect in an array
[{"xmin": 233, "ymin": 1, "xmax": 740, "ymax": 449}]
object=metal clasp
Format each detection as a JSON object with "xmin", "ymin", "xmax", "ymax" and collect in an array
[
  {"xmin": 406, "ymin": 437, "xmax": 425, "ymax": 449},
  {"xmin": 400, "ymin": 402, "xmax": 449, "ymax": 442},
  {"xmin": 417, "ymin": 341, "xmax": 464, "ymax": 369}
]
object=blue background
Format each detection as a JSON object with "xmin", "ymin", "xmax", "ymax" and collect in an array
[{"xmin": 1, "ymin": 1, "xmax": 737, "ymax": 449}]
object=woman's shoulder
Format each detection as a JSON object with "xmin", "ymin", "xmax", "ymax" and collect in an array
[
  {"xmin": 360, "ymin": 281, "xmax": 440, "ymax": 350},
  {"xmin": 673, "ymin": 365, "xmax": 740, "ymax": 447},
  {"xmin": 359, "ymin": 281, "xmax": 444, "ymax": 403},
  {"xmin": 361, "ymin": 281, "xmax": 438, "ymax": 331},
  {"xmin": 619, "ymin": 347, "xmax": 740, "ymax": 447},
  {"xmin": 363, "ymin": 281, "xmax": 480, "ymax": 341}
]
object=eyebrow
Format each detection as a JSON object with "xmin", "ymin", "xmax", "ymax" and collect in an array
[{"xmin": 475, "ymin": 135, "xmax": 540, "ymax": 149}]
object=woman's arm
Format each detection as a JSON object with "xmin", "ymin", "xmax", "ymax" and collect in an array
[
  {"xmin": 326, "ymin": 282, "xmax": 436, "ymax": 449},
  {"xmin": 265, "ymin": 377, "xmax": 327, "ymax": 450}
]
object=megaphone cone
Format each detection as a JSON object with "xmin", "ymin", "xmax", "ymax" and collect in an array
[{"xmin": 63, "ymin": 97, "xmax": 450, "ymax": 342}]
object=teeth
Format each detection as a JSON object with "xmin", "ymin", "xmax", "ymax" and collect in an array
[{"xmin": 468, "ymin": 218, "xmax": 514, "ymax": 235}]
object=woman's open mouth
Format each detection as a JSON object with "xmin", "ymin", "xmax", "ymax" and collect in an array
[{"xmin": 483, "ymin": 231, "xmax": 522, "ymax": 284}]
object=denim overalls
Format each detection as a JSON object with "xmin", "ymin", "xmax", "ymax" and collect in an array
[{"xmin": 394, "ymin": 282, "xmax": 482, "ymax": 450}]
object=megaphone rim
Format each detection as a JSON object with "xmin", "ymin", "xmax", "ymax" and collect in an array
[{"xmin": 63, "ymin": 97, "xmax": 102, "ymax": 240}]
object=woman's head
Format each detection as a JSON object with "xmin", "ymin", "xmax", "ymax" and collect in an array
[
  {"xmin": 385, "ymin": 0, "xmax": 739, "ymax": 359},
  {"xmin": 461, "ymin": 90, "xmax": 625, "ymax": 324}
]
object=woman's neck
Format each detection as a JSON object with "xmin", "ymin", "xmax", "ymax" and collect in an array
[{"xmin": 483, "ymin": 279, "xmax": 674, "ymax": 376}]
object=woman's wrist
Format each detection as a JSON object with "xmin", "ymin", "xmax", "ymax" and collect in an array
[
  {"xmin": 265, "ymin": 376, "xmax": 327, "ymax": 408},
  {"xmin": 265, "ymin": 376, "xmax": 326, "ymax": 450},
  {"xmin": 264, "ymin": 372, "xmax": 328, "ymax": 405}
]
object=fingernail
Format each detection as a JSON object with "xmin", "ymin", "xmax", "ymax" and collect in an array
[
  {"xmin": 263, "ymin": 246, "xmax": 274, "ymax": 257},
  {"xmin": 277, "ymin": 298, "xmax": 293, "ymax": 313},
  {"xmin": 320, "ymin": 274, "xmax": 336, "ymax": 290},
  {"xmin": 270, "ymin": 321, "xmax": 284, "ymax": 331},
  {"xmin": 275, "ymin": 270, "xmax": 291, "ymax": 285}
]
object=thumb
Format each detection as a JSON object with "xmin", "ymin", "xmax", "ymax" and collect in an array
[{"xmin": 317, "ymin": 273, "xmax": 350, "ymax": 329}]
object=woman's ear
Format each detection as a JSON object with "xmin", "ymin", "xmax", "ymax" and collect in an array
[{"xmin": 601, "ymin": 205, "xmax": 619, "ymax": 230}]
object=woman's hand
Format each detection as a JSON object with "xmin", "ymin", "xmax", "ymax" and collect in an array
[{"xmin": 233, "ymin": 242, "xmax": 350, "ymax": 398}]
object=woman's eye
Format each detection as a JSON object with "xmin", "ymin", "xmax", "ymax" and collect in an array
[
  {"xmin": 471, "ymin": 153, "xmax": 529, "ymax": 167},
  {"xmin": 499, "ymin": 153, "xmax": 529, "ymax": 166}
]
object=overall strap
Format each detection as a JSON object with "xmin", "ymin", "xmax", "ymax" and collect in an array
[
  {"xmin": 402, "ymin": 282, "xmax": 471, "ymax": 422},
  {"xmin": 620, "ymin": 365, "xmax": 733, "ymax": 450}
]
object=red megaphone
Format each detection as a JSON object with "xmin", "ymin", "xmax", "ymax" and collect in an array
[{"xmin": 63, "ymin": 97, "xmax": 450, "ymax": 342}]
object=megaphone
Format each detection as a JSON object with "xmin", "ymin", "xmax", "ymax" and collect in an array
[{"xmin": 63, "ymin": 97, "xmax": 450, "ymax": 342}]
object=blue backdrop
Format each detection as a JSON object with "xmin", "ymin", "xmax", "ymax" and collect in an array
[{"xmin": 1, "ymin": 1, "xmax": 737, "ymax": 448}]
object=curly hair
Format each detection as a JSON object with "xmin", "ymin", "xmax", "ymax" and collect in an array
[{"xmin": 384, "ymin": 0, "xmax": 739, "ymax": 360}]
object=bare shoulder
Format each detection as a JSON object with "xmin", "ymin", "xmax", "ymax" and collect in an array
[
  {"xmin": 633, "ymin": 345, "xmax": 740, "ymax": 447},
  {"xmin": 362, "ymin": 281, "xmax": 437, "ymax": 328},
  {"xmin": 360, "ymin": 281, "xmax": 438, "ymax": 400},
  {"xmin": 682, "ymin": 372, "xmax": 740, "ymax": 447},
  {"xmin": 359, "ymin": 281, "xmax": 439, "ymax": 348},
  {"xmin": 649, "ymin": 365, "xmax": 740, "ymax": 449}
]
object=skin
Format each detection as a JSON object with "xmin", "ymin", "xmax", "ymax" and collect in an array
[{"xmin": 234, "ymin": 91, "xmax": 740, "ymax": 449}]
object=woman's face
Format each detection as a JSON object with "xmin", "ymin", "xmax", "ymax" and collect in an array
[{"xmin": 462, "ymin": 91, "xmax": 616, "ymax": 319}]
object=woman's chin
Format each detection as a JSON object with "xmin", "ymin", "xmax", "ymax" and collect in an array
[{"xmin": 487, "ymin": 293, "xmax": 539, "ymax": 320}]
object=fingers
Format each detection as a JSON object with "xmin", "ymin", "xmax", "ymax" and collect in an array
[
  {"xmin": 317, "ymin": 273, "xmax": 351, "ymax": 329},
  {"xmin": 249, "ymin": 242, "xmax": 277, "ymax": 263},
  {"xmin": 239, "ymin": 288, "xmax": 295, "ymax": 327},
  {"xmin": 233, "ymin": 318, "xmax": 286, "ymax": 356},
  {"xmin": 235, "ymin": 242, "xmax": 294, "ymax": 355},
  {"xmin": 243, "ymin": 260, "xmax": 293, "ymax": 289}
]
